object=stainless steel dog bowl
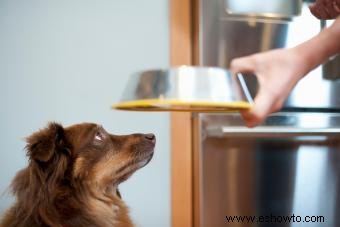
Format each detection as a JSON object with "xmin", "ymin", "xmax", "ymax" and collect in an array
[{"xmin": 113, "ymin": 66, "xmax": 253, "ymax": 112}]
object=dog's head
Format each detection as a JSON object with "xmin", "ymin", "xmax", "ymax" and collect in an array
[
  {"xmin": 7, "ymin": 123, "xmax": 155, "ymax": 226},
  {"xmin": 24, "ymin": 122, "xmax": 155, "ymax": 195}
]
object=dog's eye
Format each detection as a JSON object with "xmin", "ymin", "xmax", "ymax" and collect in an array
[{"xmin": 94, "ymin": 132, "xmax": 103, "ymax": 141}]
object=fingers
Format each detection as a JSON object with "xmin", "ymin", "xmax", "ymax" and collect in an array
[
  {"xmin": 241, "ymin": 87, "xmax": 278, "ymax": 127},
  {"xmin": 231, "ymin": 56, "xmax": 264, "ymax": 127},
  {"xmin": 231, "ymin": 56, "xmax": 267, "ymax": 127},
  {"xmin": 231, "ymin": 55, "xmax": 271, "ymax": 127},
  {"xmin": 230, "ymin": 56, "xmax": 256, "ymax": 74}
]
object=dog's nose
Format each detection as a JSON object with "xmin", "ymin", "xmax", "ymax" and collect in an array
[{"xmin": 144, "ymin": 133, "xmax": 156, "ymax": 143}]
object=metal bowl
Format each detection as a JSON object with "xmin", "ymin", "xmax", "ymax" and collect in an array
[{"xmin": 113, "ymin": 66, "xmax": 253, "ymax": 112}]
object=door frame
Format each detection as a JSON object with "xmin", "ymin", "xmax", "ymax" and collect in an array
[{"xmin": 170, "ymin": 0, "xmax": 200, "ymax": 226}]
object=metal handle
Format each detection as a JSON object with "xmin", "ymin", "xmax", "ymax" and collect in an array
[{"xmin": 207, "ymin": 126, "xmax": 340, "ymax": 137}]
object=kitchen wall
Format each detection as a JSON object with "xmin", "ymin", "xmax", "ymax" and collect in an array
[{"xmin": 0, "ymin": 0, "xmax": 170, "ymax": 226}]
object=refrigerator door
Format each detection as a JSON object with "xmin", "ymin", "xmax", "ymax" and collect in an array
[
  {"xmin": 196, "ymin": 113, "xmax": 340, "ymax": 227},
  {"xmin": 199, "ymin": 0, "xmax": 340, "ymax": 110}
]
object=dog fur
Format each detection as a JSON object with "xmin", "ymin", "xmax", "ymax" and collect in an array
[{"xmin": 0, "ymin": 122, "xmax": 155, "ymax": 227}]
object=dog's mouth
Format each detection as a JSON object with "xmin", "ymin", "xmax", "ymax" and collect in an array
[
  {"xmin": 135, "ymin": 150, "xmax": 154, "ymax": 169},
  {"xmin": 114, "ymin": 143, "xmax": 155, "ymax": 184}
]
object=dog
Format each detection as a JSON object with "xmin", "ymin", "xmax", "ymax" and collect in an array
[{"xmin": 0, "ymin": 122, "xmax": 156, "ymax": 227}]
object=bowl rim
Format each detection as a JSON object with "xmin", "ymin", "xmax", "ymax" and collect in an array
[{"xmin": 113, "ymin": 98, "xmax": 252, "ymax": 112}]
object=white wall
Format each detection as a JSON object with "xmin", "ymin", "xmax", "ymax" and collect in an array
[{"xmin": 0, "ymin": 0, "xmax": 170, "ymax": 226}]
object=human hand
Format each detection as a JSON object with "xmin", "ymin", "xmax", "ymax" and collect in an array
[
  {"xmin": 230, "ymin": 17, "xmax": 340, "ymax": 127},
  {"xmin": 309, "ymin": 0, "xmax": 340, "ymax": 19},
  {"xmin": 230, "ymin": 48, "xmax": 306, "ymax": 127}
]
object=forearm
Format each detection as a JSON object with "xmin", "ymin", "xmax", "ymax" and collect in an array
[{"xmin": 292, "ymin": 17, "xmax": 340, "ymax": 76}]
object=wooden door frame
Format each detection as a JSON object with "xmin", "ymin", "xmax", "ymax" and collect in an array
[
  {"xmin": 170, "ymin": 0, "xmax": 199, "ymax": 226},
  {"xmin": 170, "ymin": 0, "xmax": 192, "ymax": 227}
]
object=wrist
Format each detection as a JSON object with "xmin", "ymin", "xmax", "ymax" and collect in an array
[
  {"xmin": 292, "ymin": 19, "xmax": 340, "ymax": 76},
  {"xmin": 327, "ymin": 17, "xmax": 340, "ymax": 53},
  {"xmin": 288, "ymin": 47, "xmax": 311, "ymax": 80}
]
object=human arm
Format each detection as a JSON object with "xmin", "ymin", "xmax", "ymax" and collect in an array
[{"xmin": 230, "ymin": 17, "xmax": 340, "ymax": 127}]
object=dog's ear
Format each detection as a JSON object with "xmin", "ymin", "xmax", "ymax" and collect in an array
[{"xmin": 26, "ymin": 122, "xmax": 70, "ymax": 162}]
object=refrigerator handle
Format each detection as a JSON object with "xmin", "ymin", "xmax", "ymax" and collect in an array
[{"xmin": 207, "ymin": 126, "xmax": 340, "ymax": 137}]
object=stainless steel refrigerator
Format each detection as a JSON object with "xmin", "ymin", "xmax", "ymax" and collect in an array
[{"xmin": 195, "ymin": 0, "xmax": 340, "ymax": 226}]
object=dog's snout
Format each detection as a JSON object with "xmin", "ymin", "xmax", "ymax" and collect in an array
[{"xmin": 144, "ymin": 133, "xmax": 156, "ymax": 143}]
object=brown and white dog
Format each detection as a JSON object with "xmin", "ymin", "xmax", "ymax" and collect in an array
[{"xmin": 0, "ymin": 122, "xmax": 155, "ymax": 227}]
